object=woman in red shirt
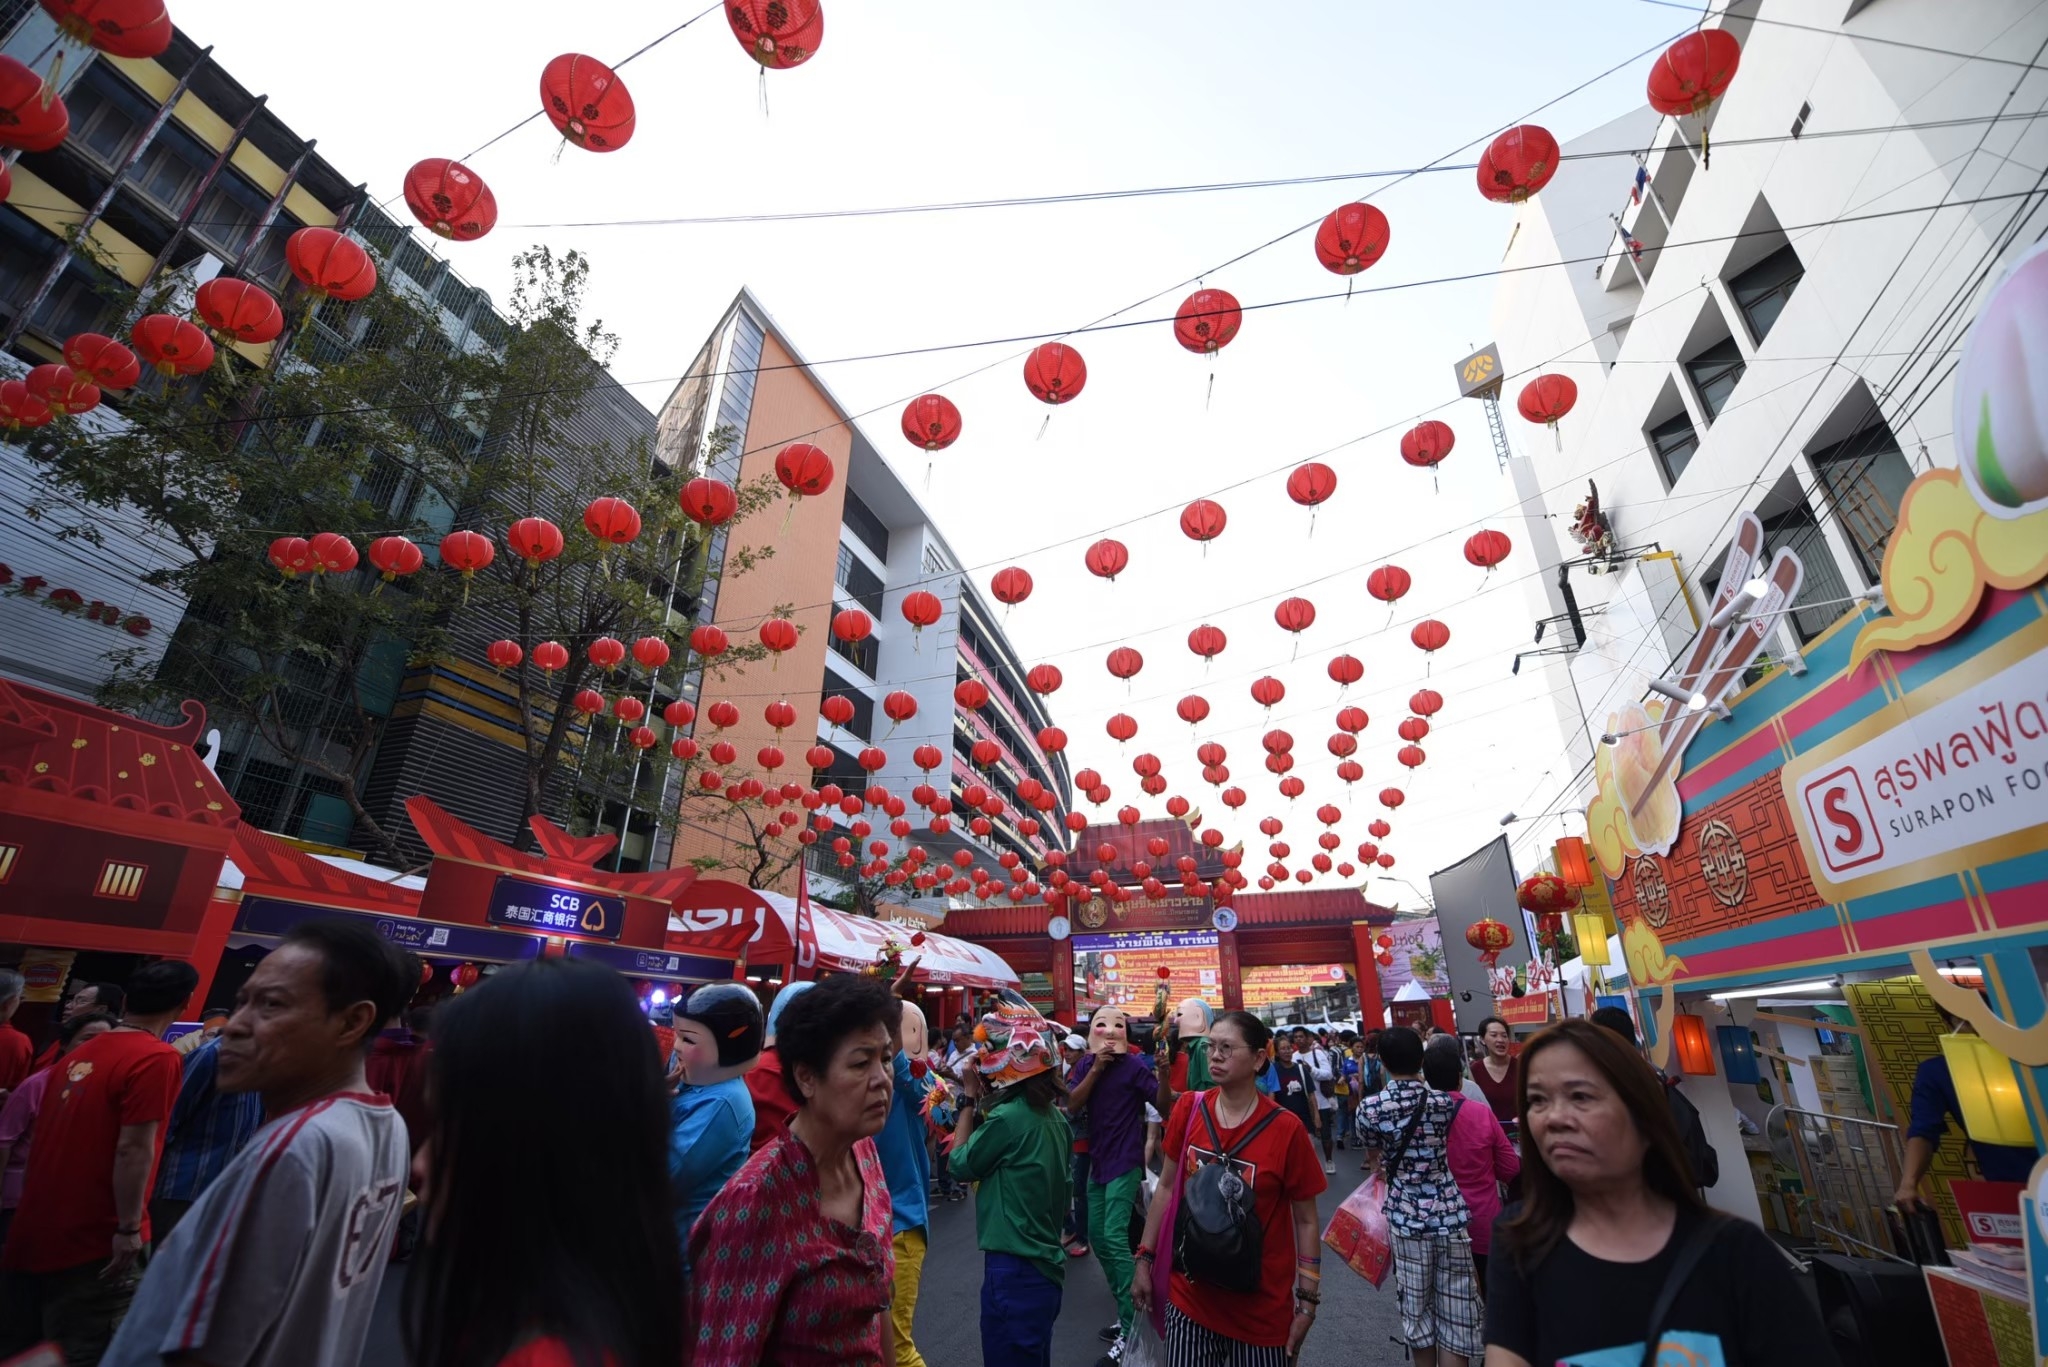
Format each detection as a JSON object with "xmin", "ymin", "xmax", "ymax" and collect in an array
[{"xmin": 1133, "ymin": 1011, "xmax": 1327, "ymax": 1364}]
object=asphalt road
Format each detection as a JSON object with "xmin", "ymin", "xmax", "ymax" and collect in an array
[{"xmin": 363, "ymin": 1138, "xmax": 1411, "ymax": 1366}]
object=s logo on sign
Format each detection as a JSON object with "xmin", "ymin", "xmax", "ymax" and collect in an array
[{"xmin": 1802, "ymin": 765, "xmax": 1884, "ymax": 875}]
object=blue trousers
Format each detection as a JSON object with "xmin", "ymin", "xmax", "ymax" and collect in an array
[
  {"xmin": 1065, "ymin": 1149, "xmax": 1092, "ymax": 1239},
  {"xmin": 981, "ymin": 1252, "xmax": 1062, "ymax": 1367}
]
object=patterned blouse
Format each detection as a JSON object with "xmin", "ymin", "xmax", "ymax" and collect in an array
[
  {"xmin": 1356, "ymin": 1077, "xmax": 1472, "ymax": 1238},
  {"xmin": 688, "ymin": 1127, "xmax": 895, "ymax": 1366}
]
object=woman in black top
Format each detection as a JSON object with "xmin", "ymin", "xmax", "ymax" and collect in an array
[{"xmin": 1484, "ymin": 1019, "xmax": 1835, "ymax": 1367}]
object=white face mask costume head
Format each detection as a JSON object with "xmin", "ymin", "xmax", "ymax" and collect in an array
[
  {"xmin": 898, "ymin": 1000, "xmax": 929, "ymax": 1061},
  {"xmin": 671, "ymin": 982, "xmax": 764, "ymax": 1087},
  {"xmin": 1089, "ymin": 1005, "xmax": 1130, "ymax": 1055},
  {"xmin": 1175, "ymin": 997, "xmax": 1213, "ymax": 1038}
]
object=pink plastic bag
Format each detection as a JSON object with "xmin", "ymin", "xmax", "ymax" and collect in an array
[
  {"xmin": 1322, "ymin": 1172, "xmax": 1394, "ymax": 1288},
  {"xmin": 1148, "ymin": 1168, "xmax": 1181, "ymax": 1338}
]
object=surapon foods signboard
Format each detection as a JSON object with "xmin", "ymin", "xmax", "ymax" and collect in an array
[{"xmin": 1786, "ymin": 619, "xmax": 2048, "ymax": 899}]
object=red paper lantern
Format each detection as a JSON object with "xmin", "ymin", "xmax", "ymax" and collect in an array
[
  {"xmin": 1398, "ymin": 716, "xmax": 1430, "ymax": 743},
  {"xmin": 1262, "ymin": 729, "xmax": 1294, "ymax": 756},
  {"xmin": 1336, "ymin": 706, "xmax": 1368, "ymax": 734},
  {"xmin": 758, "ymin": 617, "xmax": 800, "ymax": 658},
  {"xmin": 195, "ymin": 278, "xmax": 283, "ymax": 345},
  {"xmin": 1118, "ymin": 805, "xmax": 1142, "ymax": 827},
  {"xmin": 507, "ymin": 517, "xmax": 564, "ymax": 567},
  {"xmin": 532, "ymin": 641, "xmax": 570, "ymax": 674},
  {"xmin": 1222, "ymin": 786, "xmax": 1246, "ymax": 808},
  {"xmin": 1180, "ymin": 498, "xmax": 1227, "ymax": 544},
  {"xmin": 1084, "ymin": 538, "xmax": 1128, "ymax": 581},
  {"xmin": 665, "ymin": 700, "xmax": 696, "ymax": 728},
  {"xmin": 1517, "ymin": 374, "xmax": 1578, "ymax": 429},
  {"xmin": 883, "ymin": 691, "xmax": 918, "ymax": 726},
  {"xmin": 1327, "ymin": 654, "xmax": 1363, "ymax": 689},
  {"xmin": 403, "ymin": 158, "xmax": 497, "ymax": 241},
  {"xmin": 38, "ymin": 1, "xmax": 172, "ymax": 58},
  {"xmin": 632, "ymin": 636, "xmax": 671, "ymax": 670},
  {"xmin": 1286, "ymin": 462, "xmax": 1337, "ymax": 509},
  {"xmin": 540, "ymin": 53, "xmax": 636, "ymax": 152},
  {"xmin": 265, "ymin": 537, "xmax": 313, "ymax": 578},
  {"xmin": 1379, "ymin": 788, "xmax": 1405, "ymax": 810},
  {"xmin": 439, "ymin": 530, "xmax": 494, "ymax": 579},
  {"xmin": 1314, "ymin": 201, "xmax": 1391, "ymax": 276},
  {"xmin": 63, "ymin": 333, "xmax": 140, "ymax": 389},
  {"xmin": 1647, "ymin": 29, "xmax": 1742, "ymax": 118},
  {"xmin": 1188, "ymin": 624, "xmax": 1226, "ymax": 660},
  {"xmin": 1023, "ymin": 343, "xmax": 1087, "ymax": 405},
  {"xmin": 24, "ymin": 364, "xmax": 98, "ymax": 417},
  {"xmin": 1464, "ymin": 529, "xmax": 1512, "ymax": 570},
  {"xmin": 1477, "ymin": 124, "xmax": 1560, "ymax": 204},
  {"xmin": 954, "ymin": 680, "xmax": 990, "ymax": 710},
  {"xmin": 774, "ymin": 443, "xmax": 835, "ymax": 499},
  {"xmin": 1106, "ymin": 647, "xmax": 1143, "ymax": 681},
  {"xmin": 1376, "ymin": 854, "xmax": 1395, "ymax": 869},
  {"xmin": 1279, "ymin": 776, "xmax": 1306, "ymax": 800},
  {"xmin": 1517, "ymin": 872, "xmax": 1581, "ymax": 917},
  {"xmin": 0, "ymin": 57, "xmax": 69, "ymax": 152},
  {"xmin": 1250, "ymin": 676, "xmax": 1285, "ymax": 709},
  {"xmin": 1466, "ymin": 917, "xmax": 1514, "ymax": 966},
  {"xmin": 901, "ymin": 394, "xmax": 961, "ymax": 452},
  {"xmin": 690, "ymin": 624, "xmax": 730, "ymax": 658},
  {"xmin": 1274, "ymin": 597, "xmax": 1316, "ymax": 635},
  {"xmin": 1106, "ymin": 713, "xmax": 1138, "ymax": 743},
  {"xmin": 614, "ymin": 696, "xmax": 647, "ymax": 723},
  {"xmin": 1411, "ymin": 620, "xmax": 1450, "ymax": 654},
  {"xmin": 308, "ymin": 532, "xmax": 357, "ymax": 576},
  {"xmin": 583, "ymin": 496, "xmax": 642, "ymax": 545},
  {"xmin": 1026, "ymin": 664, "xmax": 1063, "ymax": 695},
  {"xmin": 804, "ymin": 744, "xmax": 833, "ymax": 770},
  {"xmin": 1410, "ymin": 688, "xmax": 1443, "ymax": 717},
  {"xmin": 572, "ymin": 689, "xmax": 606, "ymax": 716},
  {"xmin": 1398, "ymin": 745, "xmax": 1427, "ymax": 769},
  {"xmin": 824, "ymin": 609, "xmax": 869, "ymax": 645},
  {"xmin": 587, "ymin": 637, "xmax": 627, "ymax": 671},
  {"xmin": 990, "ymin": 566, "xmax": 1033, "ymax": 607},
  {"xmin": 368, "ymin": 536, "xmax": 424, "ymax": 584},
  {"xmin": 1173, "ymin": 289, "xmax": 1241, "ymax": 355},
  {"xmin": 913, "ymin": 745, "xmax": 943, "ymax": 772},
  {"xmin": 728, "ymin": 0, "xmax": 824, "ymax": 69},
  {"xmin": 1336, "ymin": 760, "xmax": 1363, "ymax": 786},
  {"xmin": 1399, "ymin": 421, "xmax": 1455, "ymax": 470},
  {"xmin": 131, "ymin": 314, "xmax": 214, "ymax": 377},
  {"xmin": 1366, "ymin": 565, "xmax": 1411, "ymax": 604},
  {"xmin": 1327, "ymin": 734, "xmax": 1357, "ymax": 758},
  {"xmin": 284, "ymin": 227, "xmax": 376, "ymax": 301},
  {"xmin": 678, "ymin": 477, "xmax": 739, "ymax": 527},
  {"xmin": 900, "ymin": 590, "xmax": 942, "ymax": 635},
  {"xmin": 1176, "ymin": 695, "xmax": 1209, "ymax": 726},
  {"xmin": 452, "ymin": 963, "xmax": 481, "ymax": 991},
  {"xmin": 858, "ymin": 747, "xmax": 888, "ymax": 773}
]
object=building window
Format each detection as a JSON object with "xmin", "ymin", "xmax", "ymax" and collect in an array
[
  {"xmin": 842, "ymin": 488, "xmax": 890, "ymax": 561},
  {"xmin": 829, "ymin": 629, "xmax": 878, "ymax": 678},
  {"xmin": 1647, "ymin": 411, "xmax": 1700, "ymax": 485},
  {"xmin": 1809, "ymin": 422, "xmax": 1916, "ymax": 582},
  {"xmin": 835, "ymin": 544, "xmax": 884, "ymax": 618},
  {"xmin": 1729, "ymin": 244, "xmax": 1804, "ymax": 344},
  {"xmin": 1684, "ymin": 337, "xmax": 1746, "ymax": 423}
]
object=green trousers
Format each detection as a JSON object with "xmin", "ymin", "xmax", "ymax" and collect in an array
[{"xmin": 1086, "ymin": 1166, "xmax": 1144, "ymax": 1340}]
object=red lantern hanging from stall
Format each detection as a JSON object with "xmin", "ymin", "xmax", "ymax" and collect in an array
[
  {"xmin": 1466, "ymin": 918, "xmax": 1514, "ymax": 967},
  {"xmin": 1476, "ymin": 124, "xmax": 1560, "ymax": 204},
  {"xmin": 403, "ymin": 158, "xmax": 497, "ymax": 241},
  {"xmin": 540, "ymin": 53, "xmax": 636, "ymax": 152}
]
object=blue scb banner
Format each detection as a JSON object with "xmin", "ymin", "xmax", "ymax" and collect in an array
[
  {"xmin": 563, "ymin": 941, "xmax": 732, "ymax": 982},
  {"xmin": 485, "ymin": 874, "xmax": 625, "ymax": 941}
]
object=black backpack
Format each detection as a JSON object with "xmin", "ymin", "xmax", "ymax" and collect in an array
[{"xmin": 1174, "ymin": 1093, "xmax": 1282, "ymax": 1295}]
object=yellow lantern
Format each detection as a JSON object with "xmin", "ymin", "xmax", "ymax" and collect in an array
[
  {"xmin": 1939, "ymin": 1033, "xmax": 2037, "ymax": 1146},
  {"xmin": 1573, "ymin": 912, "xmax": 1611, "ymax": 966}
]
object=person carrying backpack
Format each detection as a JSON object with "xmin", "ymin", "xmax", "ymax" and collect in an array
[
  {"xmin": 1132, "ymin": 1011, "xmax": 1327, "ymax": 1364},
  {"xmin": 1590, "ymin": 1007, "xmax": 1720, "ymax": 1189}
]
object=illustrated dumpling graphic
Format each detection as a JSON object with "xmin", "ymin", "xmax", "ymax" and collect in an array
[
  {"xmin": 1954, "ymin": 239, "xmax": 2048, "ymax": 517},
  {"xmin": 1610, "ymin": 703, "xmax": 1683, "ymax": 856},
  {"xmin": 1587, "ymin": 729, "xmax": 1639, "ymax": 880}
]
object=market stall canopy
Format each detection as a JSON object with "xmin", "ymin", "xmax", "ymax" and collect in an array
[{"xmin": 664, "ymin": 880, "xmax": 1020, "ymax": 989}]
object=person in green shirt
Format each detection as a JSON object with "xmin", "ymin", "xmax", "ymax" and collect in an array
[{"xmin": 950, "ymin": 998, "xmax": 1074, "ymax": 1367}]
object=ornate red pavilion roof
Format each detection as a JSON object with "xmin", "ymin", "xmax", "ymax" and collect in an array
[
  {"xmin": 230, "ymin": 826, "xmax": 422, "ymax": 915},
  {"xmin": 0, "ymin": 679, "xmax": 237, "ymax": 828},
  {"xmin": 403, "ymin": 796, "xmax": 699, "ymax": 902}
]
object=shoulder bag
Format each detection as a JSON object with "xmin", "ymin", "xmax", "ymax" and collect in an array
[
  {"xmin": 1636, "ymin": 1215, "xmax": 1729, "ymax": 1367},
  {"xmin": 1174, "ymin": 1091, "xmax": 1283, "ymax": 1294}
]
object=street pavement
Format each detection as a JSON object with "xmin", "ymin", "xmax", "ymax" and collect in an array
[{"xmin": 363, "ymin": 1137, "xmax": 1411, "ymax": 1366}]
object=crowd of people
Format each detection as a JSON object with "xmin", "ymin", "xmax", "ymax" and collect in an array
[{"xmin": 0, "ymin": 943, "xmax": 1843, "ymax": 1367}]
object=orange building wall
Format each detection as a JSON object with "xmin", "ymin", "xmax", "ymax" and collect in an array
[{"xmin": 669, "ymin": 332, "xmax": 851, "ymax": 891}]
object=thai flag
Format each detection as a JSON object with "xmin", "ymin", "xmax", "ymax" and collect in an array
[{"xmin": 1632, "ymin": 165, "xmax": 1651, "ymax": 204}]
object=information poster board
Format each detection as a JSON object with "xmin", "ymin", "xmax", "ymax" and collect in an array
[
  {"xmin": 1241, "ymin": 963, "xmax": 1347, "ymax": 1011},
  {"xmin": 1073, "ymin": 930, "xmax": 1223, "ymax": 1012}
]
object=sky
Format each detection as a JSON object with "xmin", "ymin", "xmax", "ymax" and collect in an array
[{"xmin": 185, "ymin": 0, "xmax": 1696, "ymax": 908}]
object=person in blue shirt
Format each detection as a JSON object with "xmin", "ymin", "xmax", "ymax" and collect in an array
[
  {"xmin": 149, "ymin": 1034, "xmax": 264, "ymax": 1246},
  {"xmin": 877, "ymin": 999, "xmax": 935, "ymax": 1367},
  {"xmin": 1897, "ymin": 1009, "xmax": 2040, "ymax": 1209},
  {"xmin": 667, "ymin": 983, "xmax": 761, "ymax": 1261}
]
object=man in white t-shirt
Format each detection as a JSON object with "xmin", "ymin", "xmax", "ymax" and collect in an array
[
  {"xmin": 102, "ymin": 919, "xmax": 416, "ymax": 1367},
  {"xmin": 1291, "ymin": 1027, "xmax": 1340, "ymax": 1174}
]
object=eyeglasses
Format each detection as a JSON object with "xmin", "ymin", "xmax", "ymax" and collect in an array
[{"xmin": 1208, "ymin": 1042, "xmax": 1248, "ymax": 1058}]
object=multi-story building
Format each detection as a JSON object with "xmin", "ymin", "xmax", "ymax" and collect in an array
[
  {"xmin": 0, "ymin": 11, "xmax": 658, "ymax": 863},
  {"xmin": 1490, "ymin": 0, "xmax": 2048, "ymax": 798},
  {"xmin": 659, "ymin": 289, "xmax": 1073, "ymax": 903}
]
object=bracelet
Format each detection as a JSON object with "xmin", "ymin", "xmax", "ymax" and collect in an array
[
  {"xmin": 115, "ymin": 1226, "xmax": 140, "ymax": 1236},
  {"xmin": 1295, "ymin": 1288, "xmax": 1321, "ymax": 1305},
  {"xmin": 1135, "ymin": 1245, "xmax": 1154, "ymax": 1261}
]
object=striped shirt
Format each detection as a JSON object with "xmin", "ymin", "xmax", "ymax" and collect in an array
[
  {"xmin": 153, "ymin": 1039, "xmax": 264, "ymax": 1203},
  {"xmin": 102, "ymin": 1092, "xmax": 407, "ymax": 1367}
]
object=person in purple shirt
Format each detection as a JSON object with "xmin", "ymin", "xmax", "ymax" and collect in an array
[{"xmin": 1068, "ymin": 1005, "xmax": 1157, "ymax": 1364}]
